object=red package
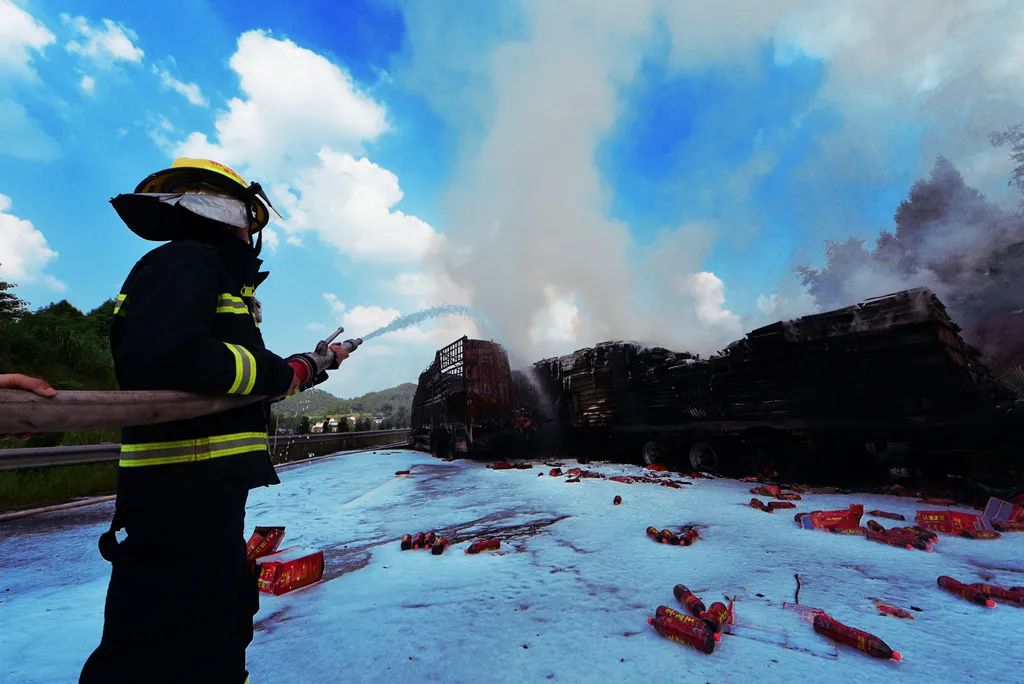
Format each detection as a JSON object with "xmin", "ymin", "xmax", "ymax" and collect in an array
[
  {"xmin": 798, "ymin": 504, "xmax": 864, "ymax": 530},
  {"xmin": 609, "ymin": 475, "xmax": 631, "ymax": 483},
  {"xmin": 394, "ymin": 469, "xmax": 411, "ymax": 476},
  {"xmin": 775, "ymin": 492, "xmax": 802, "ymax": 501},
  {"xmin": 549, "ymin": 468, "xmax": 563, "ymax": 477},
  {"xmin": 673, "ymin": 584, "xmax": 706, "ymax": 616},
  {"xmin": 466, "ymin": 538, "xmax": 500, "ymax": 554},
  {"xmin": 679, "ymin": 528, "xmax": 700, "ymax": 546},
  {"xmin": 813, "ymin": 613, "xmax": 901, "ymax": 660},
  {"xmin": 961, "ymin": 529, "xmax": 1001, "ymax": 540},
  {"xmin": 649, "ymin": 611, "xmax": 715, "ymax": 654},
  {"xmin": 490, "ymin": 461, "xmax": 514, "ymax": 470},
  {"xmin": 751, "ymin": 484, "xmax": 781, "ymax": 498},
  {"xmin": 700, "ymin": 602, "xmax": 730, "ymax": 634},
  {"xmin": 937, "ymin": 576, "xmax": 995, "ymax": 607},
  {"xmin": 256, "ymin": 548, "xmax": 325, "ymax": 596},
  {"xmin": 970, "ymin": 583, "xmax": 1024, "ymax": 607},
  {"xmin": 768, "ymin": 501, "xmax": 796, "ymax": 511},
  {"xmin": 660, "ymin": 529, "xmax": 681, "ymax": 545},
  {"xmin": 566, "ymin": 467, "xmax": 582, "ymax": 477},
  {"xmin": 867, "ymin": 510, "xmax": 906, "ymax": 521},
  {"xmin": 246, "ymin": 526, "xmax": 285, "ymax": 561},
  {"xmin": 865, "ymin": 528, "xmax": 929, "ymax": 551},
  {"xmin": 915, "ymin": 510, "xmax": 991, "ymax": 534},
  {"xmin": 750, "ymin": 498, "xmax": 772, "ymax": 513},
  {"xmin": 645, "ymin": 463, "xmax": 668, "ymax": 472},
  {"xmin": 655, "ymin": 604, "xmax": 694, "ymax": 624},
  {"xmin": 874, "ymin": 602, "xmax": 914, "ymax": 619}
]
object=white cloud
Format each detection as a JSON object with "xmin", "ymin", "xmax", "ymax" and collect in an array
[
  {"xmin": 342, "ymin": 305, "xmax": 400, "ymax": 335},
  {"xmin": 305, "ymin": 322, "xmax": 328, "ymax": 333},
  {"xmin": 153, "ymin": 64, "xmax": 207, "ymax": 106},
  {"xmin": 288, "ymin": 150, "xmax": 442, "ymax": 263},
  {"xmin": 175, "ymin": 30, "xmax": 439, "ymax": 265},
  {"xmin": 176, "ymin": 30, "xmax": 387, "ymax": 174},
  {"xmin": 0, "ymin": 194, "xmax": 64, "ymax": 290},
  {"xmin": 322, "ymin": 292, "xmax": 346, "ymax": 318},
  {"xmin": 79, "ymin": 74, "xmax": 95, "ymax": 94},
  {"xmin": 0, "ymin": 0, "xmax": 54, "ymax": 79},
  {"xmin": 62, "ymin": 15, "xmax": 144, "ymax": 66}
]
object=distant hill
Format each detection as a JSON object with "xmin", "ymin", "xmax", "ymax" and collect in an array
[{"xmin": 272, "ymin": 383, "xmax": 417, "ymax": 427}]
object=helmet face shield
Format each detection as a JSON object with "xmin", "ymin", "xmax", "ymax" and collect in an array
[{"xmin": 134, "ymin": 158, "xmax": 276, "ymax": 231}]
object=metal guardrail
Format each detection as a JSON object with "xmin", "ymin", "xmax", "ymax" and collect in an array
[{"xmin": 0, "ymin": 429, "xmax": 412, "ymax": 471}]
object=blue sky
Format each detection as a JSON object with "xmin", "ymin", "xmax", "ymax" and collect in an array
[{"xmin": 1, "ymin": 0, "xmax": 1021, "ymax": 396}]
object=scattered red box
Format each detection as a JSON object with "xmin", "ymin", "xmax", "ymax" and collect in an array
[
  {"xmin": 256, "ymin": 547, "xmax": 325, "ymax": 595},
  {"xmin": 246, "ymin": 526, "xmax": 286, "ymax": 561},
  {"xmin": 915, "ymin": 510, "xmax": 992, "ymax": 534}
]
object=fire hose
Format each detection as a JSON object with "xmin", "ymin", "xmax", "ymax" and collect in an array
[{"xmin": 0, "ymin": 329, "xmax": 362, "ymax": 434}]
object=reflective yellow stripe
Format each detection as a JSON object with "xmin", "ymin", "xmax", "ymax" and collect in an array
[
  {"xmin": 119, "ymin": 431, "xmax": 268, "ymax": 467},
  {"xmin": 240, "ymin": 285, "xmax": 255, "ymax": 297},
  {"xmin": 113, "ymin": 293, "xmax": 127, "ymax": 316},
  {"xmin": 224, "ymin": 342, "xmax": 257, "ymax": 395},
  {"xmin": 225, "ymin": 343, "xmax": 245, "ymax": 393},
  {"xmin": 240, "ymin": 346, "xmax": 257, "ymax": 395},
  {"xmin": 216, "ymin": 293, "xmax": 248, "ymax": 315}
]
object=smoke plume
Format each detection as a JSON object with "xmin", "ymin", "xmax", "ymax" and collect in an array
[{"xmin": 798, "ymin": 156, "xmax": 1024, "ymax": 369}]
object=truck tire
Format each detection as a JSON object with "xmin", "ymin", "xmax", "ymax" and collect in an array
[
  {"xmin": 688, "ymin": 441, "xmax": 718, "ymax": 472},
  {"xmin": 641, "ymin": 439, "xmax": 666, "ymax": 466}
]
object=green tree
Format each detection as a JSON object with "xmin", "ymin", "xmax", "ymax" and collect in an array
[{"xmin": 0, "ymin": 270, "xmax": 27, "ymax": 321}]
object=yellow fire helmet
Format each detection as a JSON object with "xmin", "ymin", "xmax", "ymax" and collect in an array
[{"xmin": 134, "ymin": 158, "xmax": 279, "ymax": 231}]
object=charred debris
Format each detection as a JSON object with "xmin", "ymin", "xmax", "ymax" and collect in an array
[{"xmin": 411, "ymin": 288, "xmax": 1023, "ymax": 483}]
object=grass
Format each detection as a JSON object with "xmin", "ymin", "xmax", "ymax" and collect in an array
[
  {"xmin": 0, "ymin": 462, "xmax": 117, "ymax": 511},
  {"xmin": 0, "ymin": 429, "xmax": 120, "ymax": 450}
]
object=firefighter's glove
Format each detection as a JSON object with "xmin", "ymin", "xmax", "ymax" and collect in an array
[{"xmin": 286, "ymin": 344, "xmax": 349, "ymax": 392}]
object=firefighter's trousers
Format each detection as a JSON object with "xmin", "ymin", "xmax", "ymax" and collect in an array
[{"xmin": 80, "ymin": 486, "xmax": 256, "ymax": 684}]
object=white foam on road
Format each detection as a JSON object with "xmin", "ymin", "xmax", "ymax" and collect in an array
[{"xmin": 1, "ymin": 450, "xmax": 1022, "ymax": 683}]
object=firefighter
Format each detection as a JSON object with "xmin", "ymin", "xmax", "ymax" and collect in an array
[{"xmin": 80, "ymin": 159, "xmax": 347, "ymax": 684}]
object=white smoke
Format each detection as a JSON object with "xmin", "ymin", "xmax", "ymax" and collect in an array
[{"xmin": 395, "ymin": 0, "xmax": 1024, "ymax": 363}]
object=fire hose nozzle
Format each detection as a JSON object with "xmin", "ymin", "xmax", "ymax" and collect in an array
[{"xmin": 342, "ymin": 338, "xmax": 362, "ymax": 353}]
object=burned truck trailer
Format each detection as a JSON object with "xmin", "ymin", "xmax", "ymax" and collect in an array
[
  {"xmin": 409, "ymin": 336, "xmax": 519, "ymax": 458},
  {"xmin": 523, "ymin": 289, "xmax": 1023, "ymax": 478}
]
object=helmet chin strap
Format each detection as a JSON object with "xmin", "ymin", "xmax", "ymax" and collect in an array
[{"xmin": 253, "ymin": 224, "xmax": 263, "ymax": 256}]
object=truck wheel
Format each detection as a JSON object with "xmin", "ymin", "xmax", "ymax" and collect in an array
[
  {"xmin": 688, "ymin": 442, "xmax": 718, "ymax": 472},
  {"xmin": 641, "ymin": 439, "xmax": 666, "ymax": 466}
]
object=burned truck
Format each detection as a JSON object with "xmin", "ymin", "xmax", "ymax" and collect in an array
[
  {"xmin": 409, "ymin": 336, "xmax": 520, "ymax": 458},
  {"xmin": 522, "ymin": 289, "xmax": 1022, "ymax": 479}
]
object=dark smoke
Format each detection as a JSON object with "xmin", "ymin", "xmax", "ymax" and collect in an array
[{"xmin": 797, "ymin": 156, "xmax": 1024, "ymax": 380}]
